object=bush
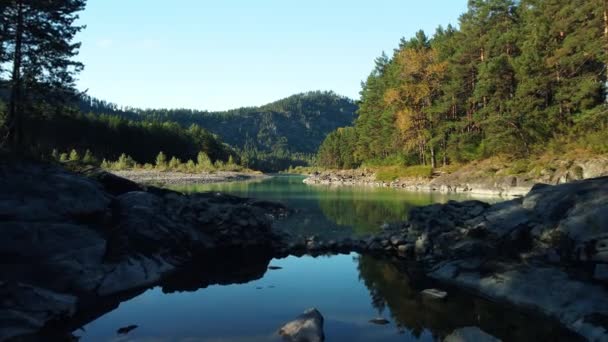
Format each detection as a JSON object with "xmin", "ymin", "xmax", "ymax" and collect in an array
[
  {"xmin": 155, "ymin": 151, "xmax": 167, "ymax": 170},
  {"xmin": 82, "ymin": 149, "xmax": 95, "ymax": 164},
  {"xmin": 507, "ymin": 159, "xmax": 530, "ymax": 175},
  {"xmin": 168, "ymin": 156, "xmax": 181, "ymax": 170},
  {"xmin": 68, "ymin": 149, "xmax": 80, "ymax": 162},
  {"xmin": 196, "ymin": 151, "xmax": 214, "ymax": 171}
]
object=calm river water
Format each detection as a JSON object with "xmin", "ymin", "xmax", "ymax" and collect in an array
[{"xmin": 75, "ymin": 176, "xmax": 576, "ymax": 341}]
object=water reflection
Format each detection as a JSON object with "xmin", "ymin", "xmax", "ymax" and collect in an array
[
  {"xmin": 356, "ymin": 255, "xmax": 580, "ymax": 341},
  {"xmin": 174, "ymin": 175, "xmax": 496, "ymax": 238},
  {"xmin": 69, "ymin": 253, "xmax": 578, "ymax": 342}
]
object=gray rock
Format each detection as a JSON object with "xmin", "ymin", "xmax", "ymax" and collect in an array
[
  {"xmin": 0, "ymin": 164, "xmax": 111, "ymax": 222},
  {"xmin": 97, "ymin": 255, "xmax": 176, "ymax": 296},
  {"xmin": 594, "ymin": 264, "xmax": 608, "ymax": 282},
  {"xmin": 279, "ymin": 308, "xmax": 324, "ymax": 342},
  {"xmin": 444, "ymin": 327, "xmax": 501, "ymax": 342},
  {"xmin": 415, "ymin": 234, "xmax": 430, "ymax": 255},
  {"xmin": 421, "ymin": 288, "xmax": 447, "ymax": 300},
  {"xmin": 430, "ymin": 265, "xmax": 608, "ymax": 341},
  {"xmin": 0, "ymin": 283, "xmax": 77, "ymax": 341}
]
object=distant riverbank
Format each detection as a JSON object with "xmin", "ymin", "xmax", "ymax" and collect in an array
[
  {"xmin": 110, "ymin": 170, "xmax": 269, "ymax": 185},
  {"xmin": 303, "ymin": 156, "xmax": 608, "ymax": 197}
]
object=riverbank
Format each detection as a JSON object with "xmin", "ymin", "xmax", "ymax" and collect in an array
[
  {"xmin": 109, "ymin": 169, "xmax": 268, "ymax": 185},
  {"xmin": 0, "ymin": 162, "xmax": 287, "ymax": 341},
  {"xmin": 304, "ymin": 155, "xmax": 608, "ymax": 197},
  {"xmin": 280, "ymin": 176, "xmax": 608, "ymax": 340},
  {"xmin": 2, "ymin": 162, "xmax": 607, "ymax": 341}
]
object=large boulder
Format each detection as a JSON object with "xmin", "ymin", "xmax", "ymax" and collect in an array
[
  {"xmin": 0, "ymin": 222, "xmax": 106, "ymax": 293},
  {"xmin": 0, "ymin": 163, "xmax": 111, "ymax": 222}
]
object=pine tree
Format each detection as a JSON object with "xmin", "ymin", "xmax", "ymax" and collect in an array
[
  {"xmin": 68, "ymin": 149, "xmax": 79, "ymax": 161},
  {"xmin": 1, "ymin": 0, "xmax": 86, "ymax": 150},
  {"xmin": 155, "ymin": 151, "xmax": 167, "ymax": 169},
  {"xmin": 82, "ymin": 149, "xmax": 94, "ymax": 164}
]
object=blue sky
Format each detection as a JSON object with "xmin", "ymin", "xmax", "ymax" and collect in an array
[{"xmin": 76, "ymin": 0, "xmax": 468, "ymax": 111}]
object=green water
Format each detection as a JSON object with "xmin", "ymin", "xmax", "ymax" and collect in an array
[
  {"xmin": 173, "ymin": 174, "xmax": 499, "ymax": 239},
  {"xmin": 71, "ymin": 176, "xmax": 578, "ymax": 342}
]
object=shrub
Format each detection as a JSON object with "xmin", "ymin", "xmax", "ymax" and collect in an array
[
  {"xmin": 155, "ymin": 151, "xmax": 167, "ymax": 170},
  {"xmin": 82, "ymin": 149, "xmax": 95, "ymax": 164},
  {"xmin": 168, "ymin": 156, "xmax": 181, "ymax": 170},
  {"xmin": 68, "ymin": 149, "xmax": 80, "ymax": 162},
  {"xmin": 196, "ymin": 151, "xmax": 214, "ymax": 171}
]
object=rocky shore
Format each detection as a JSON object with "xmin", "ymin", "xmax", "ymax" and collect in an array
[
  {"xmin": 110, "ymin": 169, "xmax": 268, "ymax": 185},
  {"xmin": 281, "ymin": 176, "xmax": 608, "ymax": 341},
  {"xmin": 2, "ymin": 161, "xmax": 608, "ymax": 341},
  {"xmin": 0, "ymin": 162, "xmax": 287, "ymax": 341},
  {"xmin": 303, "ymin": 156, "xmax": 608, "ymax": 197}
]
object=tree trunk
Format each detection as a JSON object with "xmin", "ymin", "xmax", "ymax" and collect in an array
[
  {"xmin": 604, "ymin": 0, "xmax": 608, "ymax": 101},
  {"xmin": 430, "ymin": 145, "xmax": 436, "ymax": 169},
  {"xmin": 7, "ymin": 0, "xmax": 24, "ymax": 150}
]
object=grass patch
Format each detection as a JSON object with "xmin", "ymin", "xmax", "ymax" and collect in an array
[
  {"xmin": 507, "ymin": 159, "xmax": 531, "ymax": 175},
  {"xmin": 375, "ymin": 165, "xmax": 433, "ymax": 182}
]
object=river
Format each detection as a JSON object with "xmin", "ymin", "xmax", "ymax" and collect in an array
[{"xmin": 74, "ymin": 175, "xmax": 578, "ymax": 341}]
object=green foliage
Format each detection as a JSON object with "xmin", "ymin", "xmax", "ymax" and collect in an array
[
  {"xmin": 507, "ymin": 160, "xmax": 531, "ymax": 175},
  {"xmin": 1, "ymin": 0, "xmax": 86, "ymax": 149},
  {"xmin": 79, "ymin": 91, "xmax": 357, "ymax": 172},
  {"xmin": 82, "ymin": 149, "xmax": 94, "ymax": 164},
  {"xmin": 317, "ymin": 0, "xmax": 607, "ymax": 170},
  {"xmin": 68, "ymin": 149, "xmax": 80, "ymax": 162},
  {"xmin": 114, "ymin": 153, "xmax": 136, "ymax": 170},
  {"xmin": 59, "ymin": 153, "xmax": 69, "ymax": 162},
  {"xmin": 155, "ymin": 152, "xmax": 167, "ymax": 170},
  {"xmin": 185, "ymin": 159, "xmax": 196, "ymax": 172},
  {"xmin": 168, "ymin": 156, "xmax": 181, "ymax": 170},
  {"xmin": 20, "ymin": 112, "xmax": 234, "ymax": 170},
  {"xmin": 196, "ymin": 151, "xmax": 214, "ymax": 171}
]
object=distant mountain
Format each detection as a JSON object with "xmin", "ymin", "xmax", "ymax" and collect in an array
[{"xmin": 80, "ymin": 91, "xmax": 358, "ymax": 155}]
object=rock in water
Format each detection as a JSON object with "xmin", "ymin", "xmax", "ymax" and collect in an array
[
  {"xmin": 369, "ymin": 317, "xmax": 390, "ymax": 325},
  {"xmin": 117, "ymin": 324, "xmax": 138, "ymax": 335},
  {"xmin": 421, "ymin": 288, "xmax": 448, "ymax": 300},
  {"xmin": 268, "ymin": 266, "xmax": 283, "ymax": 270},
  {"xmin": 278, "ymin": 308, "xmax": 324, "ymax": 342},
  {"xmin": 444, "ymin": 327, "xmax": 501, "ymax": 342}
]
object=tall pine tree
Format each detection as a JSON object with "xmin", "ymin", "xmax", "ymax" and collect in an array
[{"xmin": 1, "ymin": 0, "xmax": 86, "ymax": 150}]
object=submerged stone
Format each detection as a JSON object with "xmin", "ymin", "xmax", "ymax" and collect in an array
[
  {"xmin": 369, "ymin": 317, "xmax": 390, "ymax": 325},
  {"xmin": 278, "ymin": 308, "xmax": 324, "ymax": 342},
  {"xmin": 117, "ymin": 324, "xmax": 138, "ymax": 335}
]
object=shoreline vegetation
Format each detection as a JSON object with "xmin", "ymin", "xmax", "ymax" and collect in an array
[
  {"xmin": 302, "ymin": 155, "xmax": 608, "ymax": 197},
  {"xmin": 110, "ymin": 170, "xmax": 267, "ymax": 186},
  {"xmin": 313, "ymin": 0, "xmax": 608, "ymax": 191}
]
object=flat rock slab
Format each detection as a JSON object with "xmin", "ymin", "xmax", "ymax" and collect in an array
[
  {"xmin": 279, "ymin": 308, "xmax": 324, "ymax": 342},
  {"xmin": 444, "ymin": 327, "xmax": 501, "ymax": 342},
  {"xmin": 421, "ymin": 288, "xmax": 448, "ymax": 300}
]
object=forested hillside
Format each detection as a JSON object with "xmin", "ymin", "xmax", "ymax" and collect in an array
[
  {"xmin": 79, "ymin": 91, "xmax": 357, "ymax": 171},
  {"xmin": 318, "ymin": 0, "xmax": 607, "ymax": 169}
]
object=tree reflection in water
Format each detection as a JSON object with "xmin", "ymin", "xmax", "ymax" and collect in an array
[{"xmin": 356, "ymin": 254, "xmax": 583, "ymax": 341}]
